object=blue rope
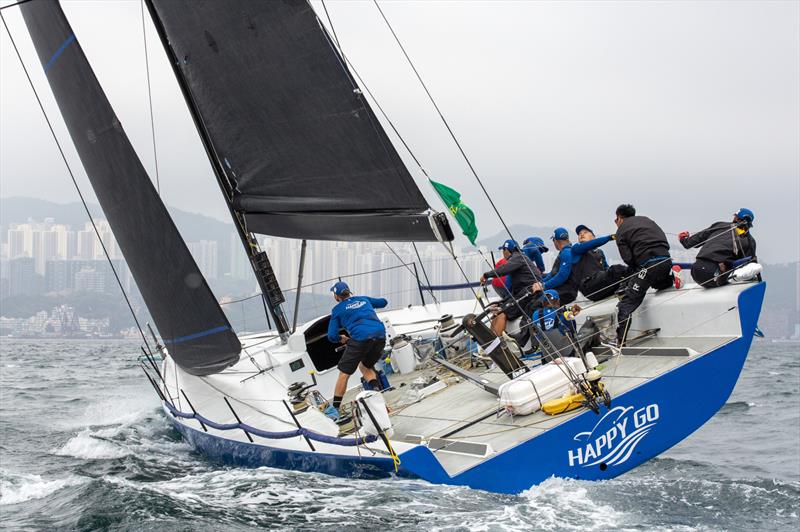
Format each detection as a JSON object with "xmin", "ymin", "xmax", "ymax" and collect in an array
[
  {"xmin": 163, "ymin": 401, "xmax": 378, "ymax": 447},
  {"xmin": 420, "ymin": 281, "xmax": 482, "ymax": 291}
]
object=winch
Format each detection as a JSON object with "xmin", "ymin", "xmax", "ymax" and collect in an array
[{"xmin": 437, "ymin": 314, "xmax": 467, "ymax": 359}]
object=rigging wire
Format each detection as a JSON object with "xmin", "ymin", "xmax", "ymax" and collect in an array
[
  {"xmin": 364, "ymin": 0, "xmax": 551, "ymax": 313},
  {"xmin": 384, "ymin": 242, "xmax": 440, "ymax": 305},
  {"xmin": 372, "ymin": 0, "xmax": 517, "ymax": 243},
  {"xmin": 318, "ymin": 0, "xmax": 480, "ymax": 299},
  {"xmin": 315, "ymin": 0, "xmax": 410, "ymax": 194},
  {"xmin": 320, "ymin": 0, "xmax": 427, "ymax": 176},
  {"xmin": 366, "ymin": 0, "xmax": 553, "ymax": 325},
  {"xmin": 411, "ymin": 242, "xmax": 434, "ymax": 292},
  {"xmin": 139, "ymin": 0, "xmax": 161, "ymax": 195},
  {"xmin": 0, "ymin": 11, "xmax": 150, "ymax": 350},
  {"xmin": 0, "ymin": 0, "xmax": 34, "ymax": 13}
]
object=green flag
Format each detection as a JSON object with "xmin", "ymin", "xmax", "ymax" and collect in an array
[{"xmin": 429, "ymin": 179, "xmax": 478, "ymax": 245}]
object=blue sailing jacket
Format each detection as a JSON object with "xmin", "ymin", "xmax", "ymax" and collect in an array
[
  {"xmin": 542, "ymin": 235, "xmax": 613, "ymax": 290},
  {"xmin": 327, "ymin": 296, "xmax": 388, "ymax": 343},
  {"xmin": 522, "ymin": 246, "xmax": 546, "ymax": 273},
  {"xmin": 532, "ymin": 307, "xmax": 572, "ymax": 334}
]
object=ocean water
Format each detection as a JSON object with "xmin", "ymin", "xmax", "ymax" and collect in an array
[{"xmin": 0, "ymin": 339, "xmax": 797, "ymax": 531}]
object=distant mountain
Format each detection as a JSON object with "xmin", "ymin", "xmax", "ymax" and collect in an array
[
  {"xmin": 476, "ymin": 224, "xmax": 555, "ymax": 249},
  {"xmin": 0, "ymin": 197, "xmax": 233, "ymax": 243},
  {"xmin": 476, "ymin": 223, "xmax": 624, "ymax": 264},
  {"xmin": 1, "ymin": 196, "xmax": 238, "ymax": 281}
]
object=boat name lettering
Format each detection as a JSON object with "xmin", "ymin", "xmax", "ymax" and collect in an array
[{"xmin": 567, "ymin": 404, "xmax": 659, "ymax": 468}]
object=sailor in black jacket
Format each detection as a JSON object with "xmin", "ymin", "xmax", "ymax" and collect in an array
[
  {"xmin": 614, "ymin": 204, "xmax": 675, "ymax": 344},
  {"xmin": 480, "ymin": 239, "xmax": 542, "ymax": 336},
  {"xmin": 679, "ymin": 208, "xmax": 757, "ymax": 288}
]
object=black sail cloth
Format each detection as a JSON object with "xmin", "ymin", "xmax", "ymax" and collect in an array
[
  {"xmin": 20, "ymin": 0, "xmax": 241, "ymax": 376},
  {"xmin": 148, "ymin": 0, "xmax": 452, "ymax": 242}
]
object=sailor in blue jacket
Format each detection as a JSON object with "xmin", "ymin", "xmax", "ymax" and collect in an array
[
  {"xmin": 522, "ymin": 236, "xmax": 548, "ymax": 273},
  {"xmin": 530, "ymin": 290, "xmax": 581, "ymax": 364},
  {"xmin": 532, "ymin": 227, "xmax": 613, "ymax": 304},
  {"xmin": 573, "ymin": 224, "xmax": 629, "ymax": 301},
  {"xmin": 327, "ymin": 281, "xmax": 387, "ymax": 418}
]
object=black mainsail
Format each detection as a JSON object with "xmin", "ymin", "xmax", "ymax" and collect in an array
[
  {"xmin": 147, "ymin": 0, "xmax": 453, "ymax": 242},
  {"xmin": 20, "ymin": 0, "xmax": 241, "ymax": 376}
]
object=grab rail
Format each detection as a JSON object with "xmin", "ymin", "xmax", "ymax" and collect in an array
[{"xmin": 162, "ymin": 400, "xmax": 377, "ymax": 447}]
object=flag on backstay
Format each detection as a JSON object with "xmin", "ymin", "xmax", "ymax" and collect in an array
[{"xmin": 429, "ymin": 179, "xmax": 478, "ymax": 245}]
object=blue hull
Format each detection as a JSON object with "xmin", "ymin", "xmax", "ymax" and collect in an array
[{"xmin": 171, "ymin": 283, "xmax": 765, "ymax": 494}]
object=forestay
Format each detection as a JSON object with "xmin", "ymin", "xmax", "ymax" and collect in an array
[
  {"xmin": 147, "ymin": 0, "xmax": 452, "ymax": 242},
  {"xmin": 20, "ymin": 0, "xmax": 241, "ymax": 376}
]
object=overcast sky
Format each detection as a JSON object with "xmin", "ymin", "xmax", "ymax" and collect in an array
[{"xmin": 1, "ymin": 0, "xmax": 798, "ymax": 263}]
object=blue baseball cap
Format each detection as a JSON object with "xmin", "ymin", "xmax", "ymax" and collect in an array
[
  {"xmin": 734, "ymin": 208, "xmax": 755, "ymax": 225},
  {"xmin": 330, "ymin": 281, "xmax": 350, "ymax": 296},
  {"xmin": 523, "ymin": 236, "xmax": 549, "ymax": 253},
  {"xmin": 540, "ymin": 289, "xmax": 560, "ymax": 302},
  {"xmin": 551, "ymin": 227, "xmax": 570, "ymax": 241},
  {"xmin": 575, "ymin": 224, "xmax": 593, "ymax": 236},
  {"xmin": 498, "ymin": 239, "xmax": 519, "ymax": 251}
]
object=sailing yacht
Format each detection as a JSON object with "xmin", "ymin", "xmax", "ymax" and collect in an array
[{"xmin": 13, "ymin": 0, "xmax": 765, "ymax": 494}]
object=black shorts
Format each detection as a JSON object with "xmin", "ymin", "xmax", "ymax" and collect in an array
[
  {"xmin": 503, "ymin": 292, "xmax": 532, "ymax": 320},
  {"xmin": 337, "ymin": 337, "xmax": 386, "ymax": 375}
]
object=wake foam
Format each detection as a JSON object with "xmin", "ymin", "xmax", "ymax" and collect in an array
[
  {"xmin": 53, "ymin": 429, "xmax": 131, "ymax": 460},
  {"xmin": 0, "ymin": 471, "xmax": 85, "ymax": 505}
]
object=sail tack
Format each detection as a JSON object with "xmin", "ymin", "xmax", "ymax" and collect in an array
[
  {"xmin": 20, "ymin": 0, "xmax": 241, "ymax": 376},
  {"xmin": 148, "ymin": 0, "xmax": 453, "ymax": 242}
]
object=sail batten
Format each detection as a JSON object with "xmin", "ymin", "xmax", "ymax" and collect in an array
[
  {"xmin": 148, "ymin": 0, "xmax": 452, "ymax": 242},
  {"xmin": 20, "ymin": 0, "xmax": 241, "ymax": 376}
]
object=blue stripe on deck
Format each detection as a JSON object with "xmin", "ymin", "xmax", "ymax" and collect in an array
[
  {"xmin": 44, "ymin": 34, "xmax": 76, "ymax": 72},
  {"xmin": 164, "ymin": 325, "xmax": 231, "ymax": 345}
]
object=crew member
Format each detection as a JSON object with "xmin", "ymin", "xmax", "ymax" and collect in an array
[
  {"xmin": 573, "ymin": 224, "xmax": 628, "ymax": 301},
  {"xmin": 614, "ymin": 204, "xmax": 675, "ymax": 345},
  {"xmin": 532, "ymin": 227, "xmax": 613, "ymax": 305},
  {"xmin": 480, "ymin": 239, "xmax": 541, "ymax": 336},
  {"xmin": 530, "ymin": 290, "xmax": 581, "ymax": 364},
  {"xmin": 522, "ymin": 236, "xmax": 548, "ymax": 273},
  {"xmin": 491, "ymin": 257, "xmax": 512, "ymax": 299},
  {"xmin": 679, "ymin": 208, "xmax": 757, "ymax": 288},
  {"xmin": 327, "ymin": 281, "xmax": 387, "ymax": 419}
]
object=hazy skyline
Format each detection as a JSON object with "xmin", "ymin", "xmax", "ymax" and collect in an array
[{"xmin": 1, "ymin": 0, "xmax": 798, "ymax": 264}]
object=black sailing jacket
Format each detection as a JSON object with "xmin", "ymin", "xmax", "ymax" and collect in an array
[
  {"xmin": 615, "ymin": 216, "xmax": 670, "ymax": 269},
  {"xmin": 681, "ymin": 221, "xmax": 757, "ymax": 264},
  {"xmin": 484, "ymin": 251, "xmax": 542, "ymax": 298}
]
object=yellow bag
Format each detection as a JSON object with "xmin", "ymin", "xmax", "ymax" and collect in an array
[{"xmin": 542, "ymin": 393, "xmax": 585, "ymax": 415}]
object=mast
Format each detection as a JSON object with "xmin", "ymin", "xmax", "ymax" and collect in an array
[{"xmin": 143, "ymin": 0, "xmax": 290, "ymax": 341}]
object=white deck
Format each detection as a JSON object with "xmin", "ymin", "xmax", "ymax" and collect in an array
[{"xmin": 161, "ymin": 281, "xmax": 749, "ymax": 475}]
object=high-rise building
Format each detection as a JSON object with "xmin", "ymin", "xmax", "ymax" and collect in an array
[
  {"xmin": 228, "ymin": 232, "xmax": 251, "ymax": 280},
  {"xmin": 187, "ymin": 240, "xmax": 219, "ymax": 280},
  {"xmin": 8, "ymin": 257, "xmax": 40, "ymax": 296},
  {"xmin": 52, "ymin": 224, "xmax": 76, "ymax": 259},
  {"xmin": 6, "ymin": 226, "xmax": 28, "ymax": 258},
  {"xmin": 93, "ymin": 220, "xmax": 121, "ymax": 260},
  {"xmin": 74, "ymin": 267, "xmax": 106, "ymax": 293},
  {"xmin": 77, "ymin": 225, "xmax": 95, "ymax": 259},
  {"xmin": 35, "ymin": 229, "xmax": 59, "ymax": 275}
]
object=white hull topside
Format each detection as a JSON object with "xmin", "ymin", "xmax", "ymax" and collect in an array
[{"xmin": 158, "ymin": 281, "xmax": 756, "ymax": 479}]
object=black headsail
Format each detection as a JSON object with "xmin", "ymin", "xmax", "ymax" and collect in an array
[
  {"xmin": 146, "ymin": 0, "xmax": 453, "ymax": 242},
  {"xmin": 20, "ymin": 0, "xmax": 241, "ymax": 376}
]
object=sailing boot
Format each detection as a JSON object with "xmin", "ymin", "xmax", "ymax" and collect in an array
[{"xmin": 671, "ymin": 265, "xmax": 683, "ymax": 289}]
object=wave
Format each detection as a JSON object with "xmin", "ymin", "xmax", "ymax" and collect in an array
[
  {"xmin": 55, "ymin": 394, "xmax": 159, "ymax": 431},
  {"xmin": 720, "ymin": 400, "xmax": 757, "ymax": 413},
  {"xmin": 514, "ymin": 477, "xmax": 626, "ymax": 531},
  {"xmin": 50, "ymin": 411, "xmax": 192, "ymax": 463},
  {"xmin": 52, "ymin": 429, "xmax": 131, "ymax": 460},
  {"xmin": 0, "ymin": 471, "xmax": 85, "ymax": 506}
]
